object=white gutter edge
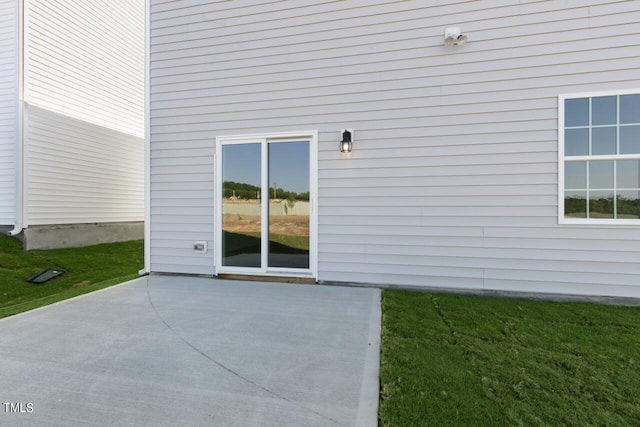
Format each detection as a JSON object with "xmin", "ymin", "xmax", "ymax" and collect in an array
[
  {"xmin": 8, "ymin": 101, "xmax": 24, "ymax": 237},
  {"xmin": 9, "ymin": 1, "xmax": 25, "ymax": 237},
  {"xmin": 142, "ymin": 0, "xmax": 151, "ymax": 273}
]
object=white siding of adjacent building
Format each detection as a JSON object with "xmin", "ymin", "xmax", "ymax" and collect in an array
[
  {"xmin": 148, "ymin": 1, "xmax": 640, "ymax": 296},
  {"xmin": 23, "ymin": 0, "xmax": 145, "ymax": 226},
  {"xmin": 0, "ymin": 0, "xmax": 18, "ymax": 225},
  {"xmin": 25, "ymin": 104, "xmax": 144, "ymax": 225}
]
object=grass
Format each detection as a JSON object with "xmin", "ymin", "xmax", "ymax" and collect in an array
[
  {"xmin": 379, "ymin": 291, "xmax": 640, "ymax": 426},
  {"xmin": 0, "ymin": 234, "xmax": 143, "ymax": 319},
  {"xmin": 3, "ymin": 234, "xmax": 640, "ymax": 425},
  {"xmin": 223, "ymin": 230, "xmax": 309, "ymax": 256}
]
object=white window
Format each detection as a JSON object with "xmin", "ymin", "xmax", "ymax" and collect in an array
[{"xmin": 559, "ymin": 90, "xmax": 640, "ymax": 224}]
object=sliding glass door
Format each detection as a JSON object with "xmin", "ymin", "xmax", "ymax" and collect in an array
[{"xmin": 216, "ymin": 133, "xmax": 315, "ymax": 277}]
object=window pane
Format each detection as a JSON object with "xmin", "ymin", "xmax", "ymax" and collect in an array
[
  {"xmin": 592, "ymin": 96, "xmax": 617, "ymax": 125},
  {"xmin": 589, "ymin": 191, "xmax": 614, "ymax": 218},
  {"xmin": 565, "ymin": 128, "xmax": 589, "ymax": 156},
  {"xmin": 620, "ymin": 125, "xmax": 640, "ymax": 154},
  {"xmin": 589, "ymin": 160, "xmax": 613, "ymax": 189},
  {"xmin": 591, "ymin": 127, "xmax": 616, "ymax": 155},
  {"xmin": 620, "ymin": 94, "xmax": 640, "ymax": 124},
  {"xmin": 565, "ymin": 161, "xmax": 586, "ymax": 189},
  {"xmin": 617, "ymin": 160, "xmax": 640, "ymax": 189},
  {"xmin": 268, "ymin": 141, "xmax": 310, "ymax": 269},
  {"xmin": 565, "ymin": 98, "xmax": 589, "ymax": 127},
  {"xmin": 565, "ymin": 191, "xmax": 586, "ymax": 218},
  {"xmin": 222, "ymin": 143, "xmax": 262, "ymax": 268},
  {"xmin": 617, "ymin": 191, "xmax": 640, "ymax": 219}
]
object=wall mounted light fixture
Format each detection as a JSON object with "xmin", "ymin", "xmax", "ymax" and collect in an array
[
  {"xmin": 444, "ymin": 27, "xmax": 467, "ymax": 46},
  {"xmin": 340, "ymin": 129, "xmax": 353, "ymax": 153}
]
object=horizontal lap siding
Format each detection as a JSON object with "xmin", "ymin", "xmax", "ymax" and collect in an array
[
  {"xmin": 25, "ymin": 0, "xmax": 144, "ymax": 137},
  {"xmin": 149, "ymin": 0, "xmax": 640, "ymax": 296},
  {"xmin": 26, "ymin": 105, "xmax": 144, "ymax": 224},
  {"xmin": 0, "ymin": 0, "xmax": 17, "ymax": 225},
  {"xmin": 24, "ymin": 0, "xmax": 145, "ymax": 225},
  {"xmin": 149, "ymin": 143, "xmax": 215, "ymax": 274}
]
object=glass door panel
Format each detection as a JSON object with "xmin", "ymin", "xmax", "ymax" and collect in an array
[
  {"xmin": 268, "ymin": 141, "xmax": 310, "ymax": 269},
  {"xmin": 221, "ymin": 143, "xmax": 262, "ymax": 267}
]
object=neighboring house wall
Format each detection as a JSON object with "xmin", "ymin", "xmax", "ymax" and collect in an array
[
  {"xmin": 19, "ymin": 0, "xmax": 145, "ymax": 247},
  {"xmin": 0, "ymin": 0, "xmax": 18, "ymax": 226},
  {"xmin": 25, "ymin": 105, "xmax": 144, "ymax": 225},
  {"xmin": 148, "ymin": 1, "xmax": 640, "ymax": 297}
]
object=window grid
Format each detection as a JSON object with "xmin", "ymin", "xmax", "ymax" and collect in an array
[{"xmin": 561, "ymin": 91, "xmax": 640, "ymax": 223}]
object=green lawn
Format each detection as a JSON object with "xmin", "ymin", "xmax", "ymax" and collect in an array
[
  {"xmin": 0, "ymin": 235, "xmax": 143, "ymax": 319},
  {"xmin": 223, "ymin": 230, "xmax": 309, "ymax": 255},
  {"xmin": 3, "ymin": 235, "xmax": 640, "ymax": 425},
  {"xmin": 379, "ymin": 291, "xmax": 640, "ymax": 426}
]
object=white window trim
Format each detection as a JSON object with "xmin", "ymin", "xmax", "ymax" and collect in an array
[
  {"xmin": 558, "ymin": 89, "xmax": 640, "ymax": 225},
  {"xmin": 214, "ymin": 130, "xmax": 318, "ymax": 278}
]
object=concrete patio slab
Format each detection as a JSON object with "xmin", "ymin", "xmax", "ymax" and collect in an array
[{"xmin": 0, "ymin": 275, "xmax": 381, "ymax": 426}]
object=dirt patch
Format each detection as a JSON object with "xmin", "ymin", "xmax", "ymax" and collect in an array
[
  {"xmin": 223, "ymin": 214, "xmax": 309, "ymax": 236},
  {"xmin": 222, "ymin": 200, "xmax": 310, "ymax": 236},
  {"xmin": 72, "ymin": 280, "xmax": 91, "ymax": 288}
]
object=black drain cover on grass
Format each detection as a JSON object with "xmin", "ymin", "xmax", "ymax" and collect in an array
[{"xmin": 27, "ymin": 269, "xmax": 65, "ymax": 284}]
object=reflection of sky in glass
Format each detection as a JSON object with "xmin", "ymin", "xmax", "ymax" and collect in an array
[
  {"xmin": 565, "ymin": 191, "xmax": 585, "ymax": 198},
  {"xmin": 567, "ymin": 160, "xmax": 640, "ymax": 190},
  {"xmin": 223, "ymin": 143, "xmax": 261, "ymax": 186},
  {"xmin": 565, "ymin": 162, "xmax": 586, "ymax": 189},
  {"xmin": 592, "ymin": 96, "xmax": 617, "ymax": 125},
  {"xmin": 619, "ymin": 190, "xmax": 640, "ymax": 200},
  {"xmin": 620, "ymin": 126, "xmax": 640, "ymax": 154},
  {"xmin": 222, "ymin": 141, "xmax": 310, "ymax": 193},
  {"xmin": 618, "ymin": 190, "xmax": 640, "ymax": 200},
  {"xmin": 565, "ymin": 129, "xmax": 588, "ymax": 156},
  {"xmin": 589, "ymin": 161, "xmax": 613, "ymax": 189},
  {"xmin": 565, "ymin": 98, "xmax": 589, "ymax": 126},
  {"xmin": 620, "ymin": 94, "xmax": 640, "ymax": 124},
  {"xmin": 268, "ymin": 141, "xmax": 310, "ymax": 194},
  {"xmin": 591, "ymin": 127, "xmax": 616, "ymax": 155},
  {"xmin": 564, "ymin": 95, "xmax": 640, "ymax": 156},
  {"xmin": 617, "ymin": 160, "xmax": 640, "ymax": 188}
]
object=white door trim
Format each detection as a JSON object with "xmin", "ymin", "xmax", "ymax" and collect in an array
[{"xmin": 215, "ymin": 131, "xmax": 318, "ymax": 279}]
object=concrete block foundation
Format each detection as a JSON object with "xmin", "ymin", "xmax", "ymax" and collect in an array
[{"xmin": 22, "ymin": 222, "xmax": 144, "ymax": 250}]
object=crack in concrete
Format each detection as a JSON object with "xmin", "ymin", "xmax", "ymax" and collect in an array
[{"xmin": 145, "ymin": 277, "xmax": 343, "ymax": 426}]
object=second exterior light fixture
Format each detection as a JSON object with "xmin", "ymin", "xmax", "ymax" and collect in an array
[
  {"xmin": 340, "ymin": 129, "xmax": 353, "ymax": 153},
  {"xmin": 444, "ymin": 27, "xmax": 468, "ymax": 46}
]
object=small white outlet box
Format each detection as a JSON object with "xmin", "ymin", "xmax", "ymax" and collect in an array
[{"xmin": 193, "ymin": 241, "xmax": 208, "ymax": 253}]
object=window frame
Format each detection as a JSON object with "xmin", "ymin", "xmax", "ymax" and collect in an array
[{"xmin": 558, "ymin": 89, "xmax": 640, "ymax": 225}]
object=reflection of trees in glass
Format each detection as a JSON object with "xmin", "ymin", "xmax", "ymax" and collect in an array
[
  {"xmin": 565, "ymin": 196, "xmax": 586, "ymax": 216},
  {"xmin": 589, "ymin": 196, "xmax": 614, "ymax": 216},
  {"xmin": 565, "ymin": 195, "xmax": 640, "ymax": 218},
  {"xmin": 287, "ymin": 193, "xmax": 296, "ymax": 210},
  {"xmin": 223, "ymin": 181, "xmax": 309, "ymax": 200},
  {"xmin": 268, "ymin": 187, "xmax": 309, "ymax": 201},
  {"xmin": 223, "ymin": 181, "xmax": 260, "ymax": 199},
  {"xmin": 617, "ymin": 195, "xmax": 640, "ymax": 217}
]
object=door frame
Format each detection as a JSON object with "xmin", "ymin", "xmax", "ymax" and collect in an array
[{"xmin": 214, "ymin": 130, "xmax": 318, "ymax": 279}]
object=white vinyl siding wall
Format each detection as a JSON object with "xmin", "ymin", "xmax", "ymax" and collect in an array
[
  {"xmin": 23, "ymin": 0, "xmax": 145, "ymax": 225},
  {"xmin": 149, "ymin": 1, "xmax": 640, "ymax": 296},
  {"xmin": 0, "ymin": 0, "xmax": 18, "ymax": 225},
  {"xmin": 25, "ymin": 105, "xmax": 144, "ymax": 225}
]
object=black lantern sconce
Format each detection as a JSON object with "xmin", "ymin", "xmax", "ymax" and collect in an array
[{"xmin": 340, "ymin": 129, "xmax": 353, "ymax": 153}]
